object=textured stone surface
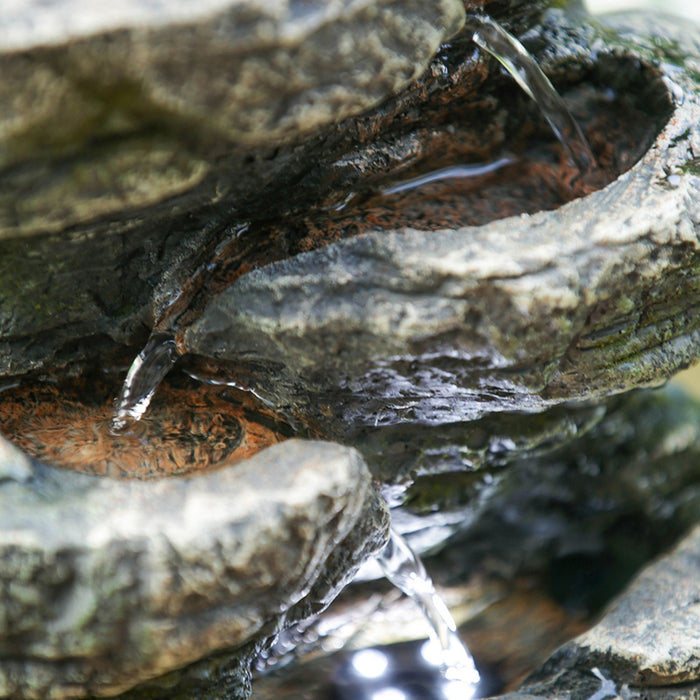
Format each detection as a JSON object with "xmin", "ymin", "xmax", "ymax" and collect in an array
[
  {"xmin": 2, "ymin": 3, "xmax": 700, "ymax": 699},
  {"xmin": 0, "ymin": 438, "xmax": 389, "ymax": 699},
  {"xmin": 184, "ymin": 10, "xmax": 700, "ymax": 435},
  {"xmin": 0, "ymin": 0, "xmax": 466, "ymax": 375},
  {"xmin": 0, "ymin": 0, "xmax": 567, "ymax": 379},
  {"xmin": 389, "ymin": 386, "xmax": 700, "ymax": 566},
  {"xmin": 508, "ymin": 522, "xmax": 700, "ymax": 699},
  {"xmin": 0, "ymin": 0, "xmax": 466, "ymax": 155}
]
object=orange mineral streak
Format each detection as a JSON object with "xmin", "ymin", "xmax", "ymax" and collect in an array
[{"xmin": 0, "ymin": 371, "xmax": 291, "ymax": 479}]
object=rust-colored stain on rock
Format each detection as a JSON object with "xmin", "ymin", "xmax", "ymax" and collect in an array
[{"xmin": 0, "ymin": 368, "xmax": 292, "ymax": 479}]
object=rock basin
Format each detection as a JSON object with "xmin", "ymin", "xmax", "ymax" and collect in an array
[{"xmin": 1, "ymin": 1, "xmax": 700, "ymax": 698}]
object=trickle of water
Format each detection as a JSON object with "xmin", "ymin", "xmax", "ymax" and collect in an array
[
  {"xmin": 466, "ymin": 14, "xmax": 596, "ymax": 173},
  {"xmin": 381, "ymin": 156, "xmax": 515, "ymax": 196},
  {"xmin": 111, "ymin": 334, "xmax": 180, "ymax": 433},
  {"xmin": 376, "ymin": 528, "xmax": 481, "ymax": 689}
]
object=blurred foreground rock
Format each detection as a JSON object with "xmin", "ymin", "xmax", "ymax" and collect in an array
[{"xmin": 0, "ymin": 439, "xmax": 389, "ymax": 699}]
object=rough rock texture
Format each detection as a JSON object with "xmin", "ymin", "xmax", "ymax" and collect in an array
[
  {"xmin": 0, "ymin": 438, "xmax": 389, "ymax": 699},
  {"xmin": 390, "ymin": 386, "xmax": 700, "ymax": 566},
  {"xmin": 250, "ymin": 385, "xmax": 700, "ymax": 699},
  {"xmin": 0, "ymin": 0, "xmax": 465, "ymax": 375},
  {"xmin": 0, "ymin": 0, "xmax": 466, "ymax": 150},
  {"xmin": 0, "ymin": 0, "xmax": 584, "ymax": 379},
  {"xmin": 506, "ymin": 522, "xmax": 700, "ymax": 699},
  {"xmin": 184, "ymin": 10, "xmax": 700, "ymax": 434},
  {"xmin": 2, "ymin": 3, "xmax": 700, "ymax": 699}
]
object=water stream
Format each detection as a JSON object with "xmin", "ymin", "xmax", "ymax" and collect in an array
[
  {"xmin": 465, "ymin": 14, "xmax": 596, "ymax": 172},
  {"xmin": 254, "ymin": 526, "xmax": 483, "ymax": 697},
  {"xmin": 376, "ymin": 528, "xmax": 481, "ymax": 689},
  {"xmin": 111, "ymin": 334, "xmax": 180, "ymax": 433}
]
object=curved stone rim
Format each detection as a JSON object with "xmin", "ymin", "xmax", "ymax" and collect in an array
[
  {"xmin": 0, "ymin": 0, "xmax": 466, "ymax": 153},
  {"xmin": 184, "ymin": 10, "xmax": 700, "ymax": 427},
  {"xmin": 0, "ymin": 437, "xmax": 389, "ymax": 698}
]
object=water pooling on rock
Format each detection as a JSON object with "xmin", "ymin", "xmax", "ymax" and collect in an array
[{"xmin": 0, "ymin": 359, "xmax": 295, "ymax": 478}]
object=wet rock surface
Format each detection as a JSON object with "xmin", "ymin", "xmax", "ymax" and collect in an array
[
  {"xmin": 0, "ymin": 439, "xmax": 389, "ymax": 699},
  {"xmin": 184, "ymin": 32, "xmax": 699, "ymax": 434},
  {"xmin": 0, "ymin": 0, "xmax": 461, "ymax": 375},
  {"xmin": 379, "ymin": 385, "xmax": 700, "ymax": 573},
  {"xmin": 0, "ymin": 363, "xmax": 294, "ymax": 478},
  {"xmin": 0, "ymin": 0, "xmax": 552, "ymax": 378},
  {"xmin": 2, "ymin": 1, "xmax": 700, "ymax": 699},
  {"xmin": 0, "ymin": 0, "xmax": 661, "ymax": 379}
]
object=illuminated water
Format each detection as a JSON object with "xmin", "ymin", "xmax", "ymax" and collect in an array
[{"xmin": 376, "ymin": 529, "xmax": 480, "ymax": 692}]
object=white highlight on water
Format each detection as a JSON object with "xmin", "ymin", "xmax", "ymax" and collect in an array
[
  {"xmin": 111, "ymin": 334, "xmax": 179, "ymax": 432},
  {"xmin": 352, "ymin": 648, "xmax": 390, "ymax": 679},
  {"xmin": 466, "ymin": 14, "xmax": 596, "ymax": 172},
  {"xmin": 381, "ymin": 156, "xmax": 515, "ymax": 196},
  {"xmin": 376, "ymin": 528, "xmax": 480, "ymax": 691}
]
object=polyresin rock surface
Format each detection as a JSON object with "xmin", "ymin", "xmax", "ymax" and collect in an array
[
  {"xmin": 184, "ymin": 11, "xmax": 700, "ymax": 433},
  {"xmin": 0, "ymin": 0, "xmax": 581, "ymax": 379},
  {"xmin": 0, "ymin": 0, "xmax": 466, "ymax": 152},
  {"xmin": 510, "ymin": 522, "xmax": 700, "ymax": 699},
  {"xmin": 0, "ymin": 0, "xmax": 466, "ymax": 376},
  {"xmin": 251, "ymin": 385, "xmax": 700, "ymax": 699},
  {"xmin": 0, "ymin": 439, "xmax": 389, "ymax": 699}
]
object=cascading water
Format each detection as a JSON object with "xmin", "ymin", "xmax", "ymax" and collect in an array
[
  {"xmin": 466, "ymin": 14, "xmax": 596, "ymax": 172},
  {"xmin": 254, "ymin": 526, "xmax": 485, "ymax": 698},
  {"xmin": 376, "ymin": 528, "xmax": 481, "ymax": 690},
  {"xmin": 111, "ymin": 334, "xmax": 180, "ymax": 433}
]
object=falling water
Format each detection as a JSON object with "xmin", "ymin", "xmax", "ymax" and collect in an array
[
  {"xmin": 376, "ymin": 528, "xmax": 481, "ymax": 690},
  {"xmin": 111, "ymin": 334, "xmax": 180, "ymax": 433},
  {"xmin": 466, "ymin": 14, "xmax": 596, "ymax": 173}
]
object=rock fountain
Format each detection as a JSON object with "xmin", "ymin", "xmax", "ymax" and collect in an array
[{"xmin": 1, "ymin": 0, "xmax": 700, "ymax": 698}]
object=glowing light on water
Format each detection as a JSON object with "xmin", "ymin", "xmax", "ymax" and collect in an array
[
  {"xmin": 371, "ymin": 688, "xmax": 407, "ymax": 700},
  {"xmin": 352, "ymin": 648, "xmax": 390, "ymax": 679},
  {"xmin": 376, "ymin": 529, "xmax": 480, "ymax": 690},
  {"xmin": 442, "ymin": 678, "xmax": 478, "ymax": 700}
]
